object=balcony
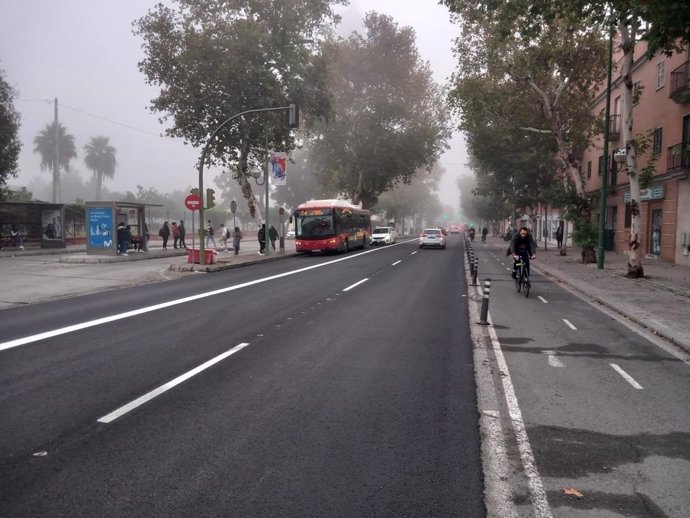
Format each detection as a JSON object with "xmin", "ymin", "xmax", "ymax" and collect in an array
[
  {"xmin": 667, "ymin": 143, "xmax": 690, "ymax": 171},
  {"xmin": 669, "ymin": 62, "xmax": 690, "ymax": 104},
  {"xmin": 607, "ymin": 114, "xmax": 621, "ymax": 140}
]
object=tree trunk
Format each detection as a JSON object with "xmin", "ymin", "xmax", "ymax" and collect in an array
[{"xmin": 619, "ymin": 21, "xmax": 644, "ymax": 278}]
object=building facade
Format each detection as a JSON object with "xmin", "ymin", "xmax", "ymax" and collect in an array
[{"xmin": 582, "ymin": 39, "xmax": 690, "ymax": 265}]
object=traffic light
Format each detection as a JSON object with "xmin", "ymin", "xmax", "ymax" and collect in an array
[
  {"xmin": 287, "ymin": 102, "xmax": 299, "ymax": 128},
  {"xmin": 190, "ymin": 188, "xmax": 199, "ymax": 196},
  {"xmin": 206, "ymin": 188, "xmax": 215, "ymax": 209}
]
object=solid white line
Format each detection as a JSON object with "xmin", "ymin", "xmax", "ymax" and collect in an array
[
  {"xmin": 343, "ymin": 278, "xmax": 369, "ymax": 291},
  {"xmin": 0, "ymin": 248, "xmax": 385, "ymax": 352},
  {"xmin": 98, "ymin": 342, "xmax": 250, "ymax": 423},
  {"xmin": 562, "ymin": 319, "xmax": 577, "ymax": 330},
  {"xmin": 537, "ymin": 296, "xmax": 548, "ymax": 304},
  {"xmin": 391, "ymin": 260, "xmax": 402, "ymax": 266},
  {"xmin": 609, "ymin": 363, "xmax": 644, "ymax": 389}
]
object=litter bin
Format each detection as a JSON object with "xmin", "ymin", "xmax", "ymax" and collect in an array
[{"xmin": 187, "ymin": 248, "xmax": 216, "ymax": 264}]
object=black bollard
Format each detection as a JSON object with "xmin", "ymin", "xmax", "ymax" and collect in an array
[
  {"xmin": 479, "ymin": 279, "xmax": 491, "ymax": 325},
  {"xmin": 472, "ymin": 257, "xmax": 479, "ymax": 286}
]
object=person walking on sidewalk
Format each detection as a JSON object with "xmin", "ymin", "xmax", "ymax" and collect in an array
[
  {"xmin": 10, "ymin": 224, "xmax": 24, "ymax": 250},
  {"xmin": 232, "ymin": 226, "xmax": 242, "ymax": 256},
  {"xmin": 218, "ymin": 224, "xmax": 230, "ymax": 252},
  {"xmin": 269, "ymin": 224, "xmax": 278, "ymax": 251},
  {"xmin": 258, "ymin": 223, "xmax": 266, "ymax": 255},
  {"xmin": 171, "ymin": 221, "xmax": 181, "ymax": 249},
  {"xmin": 159, "ymin": 221, "xmax": 170, "ymax": 250},
  {"xmin": 179, "ymin": 220, "xmax": 187, "ymax": 249},
  {"xmin": 556, "ymin": 222, "xmax": 564, "ymax": 251},
  {"xmin": 205, "ymin": 219, "xmax": 216, "ymax": 248}
]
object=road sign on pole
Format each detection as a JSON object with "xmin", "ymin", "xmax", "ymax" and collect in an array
[{"xmin": 185, "ymin": 194, "xmax": 201, "ymax": 211}]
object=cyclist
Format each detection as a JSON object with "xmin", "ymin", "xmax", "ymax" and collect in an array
[{"xmin": 509, "ymin": 226, "xmax": 536, "ymax": 279}]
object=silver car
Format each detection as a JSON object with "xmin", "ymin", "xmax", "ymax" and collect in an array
[
  {"xmin": 419, "ymin": 228, "xmax": 446, "ymax": 249},
  {"xmin": 370, "ymin": 226, "xmax": 397, "ymax": 246}
]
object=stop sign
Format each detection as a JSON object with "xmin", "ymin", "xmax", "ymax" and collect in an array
[{"xmin": 184, "ymin": 193, "xmax": 201, "ymax": 211}]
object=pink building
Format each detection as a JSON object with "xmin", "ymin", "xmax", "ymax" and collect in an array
[{"xmin": 582, "ymin": 40, "xmax": 690, "ymax": 265}]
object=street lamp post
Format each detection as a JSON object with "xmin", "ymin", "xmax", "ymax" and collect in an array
[
  {"xmin": 597, "ymin": 27, "xmax": 615, "ymax": 270},
  {"xmin": 250, "ymin": 164, "xmax": 269, "ymax": 257}
]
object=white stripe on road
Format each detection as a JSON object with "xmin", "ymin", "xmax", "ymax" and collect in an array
[
  {"xmin": 537, "ymin": 296, "xmax": 548, "ymax": 304},
  {"xmin": 391, "ymin": 260, "xmax": 402, "ymax": 266},
  {"xmin": 543, "ymin": 350, "xmax": 565, "ymax": 368},
  {"xmin": 1, "ymin": 249, "xmax": 384, "ymax": 352},
  {"xmin": 97, "ymin": 342, "xmax": 250, "ymax": 423},
  {"xmin": 609, "ymin": 363, "xmax": 644, "ymax": 389},
  {"xmin": 343, "ymin": 278, "xmax": 369, "ymax": 291},
  {"xmin": 562, "ymin": 319, "xmax": 577, "ymax": 330}
]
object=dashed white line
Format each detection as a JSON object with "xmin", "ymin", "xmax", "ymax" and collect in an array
[
  {"xmin": 562, "ymin": 319, "xmax": 577, "ymax": 330},
  {"xmin": 97, "ymin": 342, "xmax": 250, "ymax": 423},
  {"xmin": 609, "ymin": 363, "xmax": 644, "ymax": 389},
  {"xmin": 391, "ymin": 260, "xmax": 402, "ymax": 266},
  {"xmin": 343, "ymin": 278, "xmax": 369, "ymax": 291},
  {"xmin": 537, "ymin": 296, "xmax": 548, "ymax": 304}
]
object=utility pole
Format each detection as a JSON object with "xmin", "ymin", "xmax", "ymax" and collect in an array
[{"xmin": 597, "ymin": 28, "xmax": 614, "ymax": 269}]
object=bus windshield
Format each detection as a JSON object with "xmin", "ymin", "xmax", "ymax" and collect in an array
[{"xmin": 295, "ymin": 209, "xmax": 335, "ymax": 238}]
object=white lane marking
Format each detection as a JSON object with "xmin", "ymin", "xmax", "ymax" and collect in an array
[
  {"xmin": 98, "ymin": 342, "xmax": 250, "ymax": 423},
  {"xmin": 0, "ymin": 248, "xmax": 384, "ymax": 352},
  {"xmin": 391, "ymin": 260, "xmax": 402, "ymax": 266},
  {"xmin": 537, "ymin": 296, "xmax": 548, "ymax": 304},
  {"xmin": 609, "ymin": 363, "xmax": 644, "ymax": 389},
  {"xmin": 542, "ymin": 350, "xmax": 565, "ymax": 368},
  {"xmin": 562, "ymin": 319, "xmax": 577, "ymax": 330},
  {"xmin": 487, "ymin": 317, "xmax": 553, "ymax": 517},
  {"xmin": 343, "ymin": 278, "xmax": 369, "ymax": 291}
]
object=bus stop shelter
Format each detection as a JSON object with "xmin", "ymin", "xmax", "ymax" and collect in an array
[
  {"xmin": 0, "ymin": 201, "xmax": 66, "ymax": 249},
  {"xmin": 86, "ymin": 201, "xmax": 154, "ymax": 255}
]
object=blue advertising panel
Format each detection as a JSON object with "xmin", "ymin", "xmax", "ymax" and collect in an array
[{"xmin": 88, "ymin": 207, "xmax": 114, "ymax": 249}]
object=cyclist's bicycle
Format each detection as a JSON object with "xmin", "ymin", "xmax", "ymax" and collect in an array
[{"xmin": 513, "ymin": 255, "xmax": 531, "ymax": 298}]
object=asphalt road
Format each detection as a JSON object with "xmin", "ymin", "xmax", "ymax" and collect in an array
[
  {"xmin": 1, "ymin": 237, "xmax": 485, "ymax": 517},
  {"xmin": 470, "ymin": 244, "xmax": 690, "ymax": 518}
]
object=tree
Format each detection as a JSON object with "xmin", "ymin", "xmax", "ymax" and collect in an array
[
  {"xmin": 0, "ymin": 66, "xmax": 21, "ymax": 200},
  {"xmin": 84, "ymin": 136, "xmax": 117, "ymax": 201},
  {"xmin": 444, "ymin": 0, "xmax": 608, "ymax": 261},
  {"xmin": 133, "ymin": 0, "xmax": 344, "ymax": 223},
  {"xmin": 33, "ymin": 121, "xmax": 77, "ymax": 203},
  {"xmin": 635, "ymin": 0, "xmax": 690, "ymax": 56},
  {"xmin": 308, "ymin": 13, "xmax": 451, "ymax": 208}
]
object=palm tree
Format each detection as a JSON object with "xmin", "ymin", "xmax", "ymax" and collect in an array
[
  {"xmin": 33, "ymin": 122, "xmax": 77, "ymax": 202},
  {"xmin": 84, "ymin": 136, "xmax": 117, "ymax": 201}
]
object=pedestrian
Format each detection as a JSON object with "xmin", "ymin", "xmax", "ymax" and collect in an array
[
  {"xmin": 179, "ymin": 220, "xmax": 187, "ymax": 249},
  {"xmin": 258, "ymin": 223, "xmax": 266, "ymax": 255},
  {"xmin": 556, "ymin": 222, "xmax": 564, "ymax": 250},
  {"xmin": 10, "ymin": 224, "xmax": 24, "ymax": 250},
  {"xmin": 171, "ymin": 221, "xmax": 181, "ymax": 248},
  {"xmin": 232, "ymin": 226, "xmax": 242, "ymax": 256},
  {"xmin": 219, "ymin": 223, "xmax": 230, "ymax": 252},
  {"xmin": 269, "ymin": 224, "xmax": 278, "ymax": 251},
  {"xmin": 205, "ymin": 219, "xmax": 216, "ymax": 248},
  {"xmin": 481, "ymin": 227, "xmax": 488, "ymax": 242},
  {"xmin": 159, "ymin": 221, "xmax": 170, "ymax": 250},
  {"xmin": 117, "ymin": 222, "xmax": 130, "ymax": 256}
]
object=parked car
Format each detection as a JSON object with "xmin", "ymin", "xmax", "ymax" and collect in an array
[
  {"xmin": 370, "ymin": 226, "xmax": 397, "ymax": 246},
  {"xmin": 419, "ymin": 228, "xmax": 446, "ymax": 249},
  {"xmin": 286, "ymin": 229, "xmax": 295, "ymax": 239}
]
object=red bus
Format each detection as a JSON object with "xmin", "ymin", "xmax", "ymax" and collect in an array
[{"xmin": 294, "ymin": 199, "xmax": 371, "ymax": 254}]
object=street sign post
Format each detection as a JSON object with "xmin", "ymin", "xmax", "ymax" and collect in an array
[{"xmin": 184, "ymin": 194, "xmax": 201, "ymax": 253}]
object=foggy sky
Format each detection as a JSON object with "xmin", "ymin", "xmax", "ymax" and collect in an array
[{"xmin": 1, "ymin": 0, "xmax": 468, "ymax": 210}]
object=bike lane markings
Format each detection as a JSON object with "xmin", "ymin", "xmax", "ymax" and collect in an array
[
  {"xmin": 542, "ymin": 350, "xmax": 565, "ymax": 368},
  {"xmin": 537, "ymin": 296, "xmax": 548, "ymax": 304},
  {"xmin": 562, "ymin": 319, "xmax": 577, "ymax": 330},
  {"xmin": 609, "ymin": 363, "xmax": 644, "ymax": 390}
]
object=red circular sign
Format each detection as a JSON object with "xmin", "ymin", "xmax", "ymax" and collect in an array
[{"xmin": 184, "ymin": 194, "xmax": 201, "ymax": 211}]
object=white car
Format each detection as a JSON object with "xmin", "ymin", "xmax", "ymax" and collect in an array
[
  {"xmin": 370, "ymin": 226, "xmax": 397, "ymax": 246},
  {"xmin": 419, "ymin": 228, "xmax": 446, "ymax": 249}
]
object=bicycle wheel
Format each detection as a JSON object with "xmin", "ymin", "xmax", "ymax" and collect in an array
[
  {"xmin": 523, "ymin": 272, "xmax": 530, "ymax": 298},
  {"xmin": 515, "ymin": 267, "xmax": 522, "ymax": 292}
]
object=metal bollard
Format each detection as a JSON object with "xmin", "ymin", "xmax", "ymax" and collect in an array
[
  {"xmin": 479, "ymin": 279, "xmax": 491, "ymax": 325},
  {"xmin": 472, "ymin": 257, "xmax": 479, "ymax": 286},
  {"xmin": 469, "ymin": 251, "xmax": 475, "ymax": 276}
]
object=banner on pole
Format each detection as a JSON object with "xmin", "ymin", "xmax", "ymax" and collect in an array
[{"xmin": 270, "ymin": 151, "xmax": 287, "ymax": 186}]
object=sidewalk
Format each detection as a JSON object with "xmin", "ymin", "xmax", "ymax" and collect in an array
[{"xmin": 481, "ymin": 236, "xmax": 690, "ymax": 354}]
